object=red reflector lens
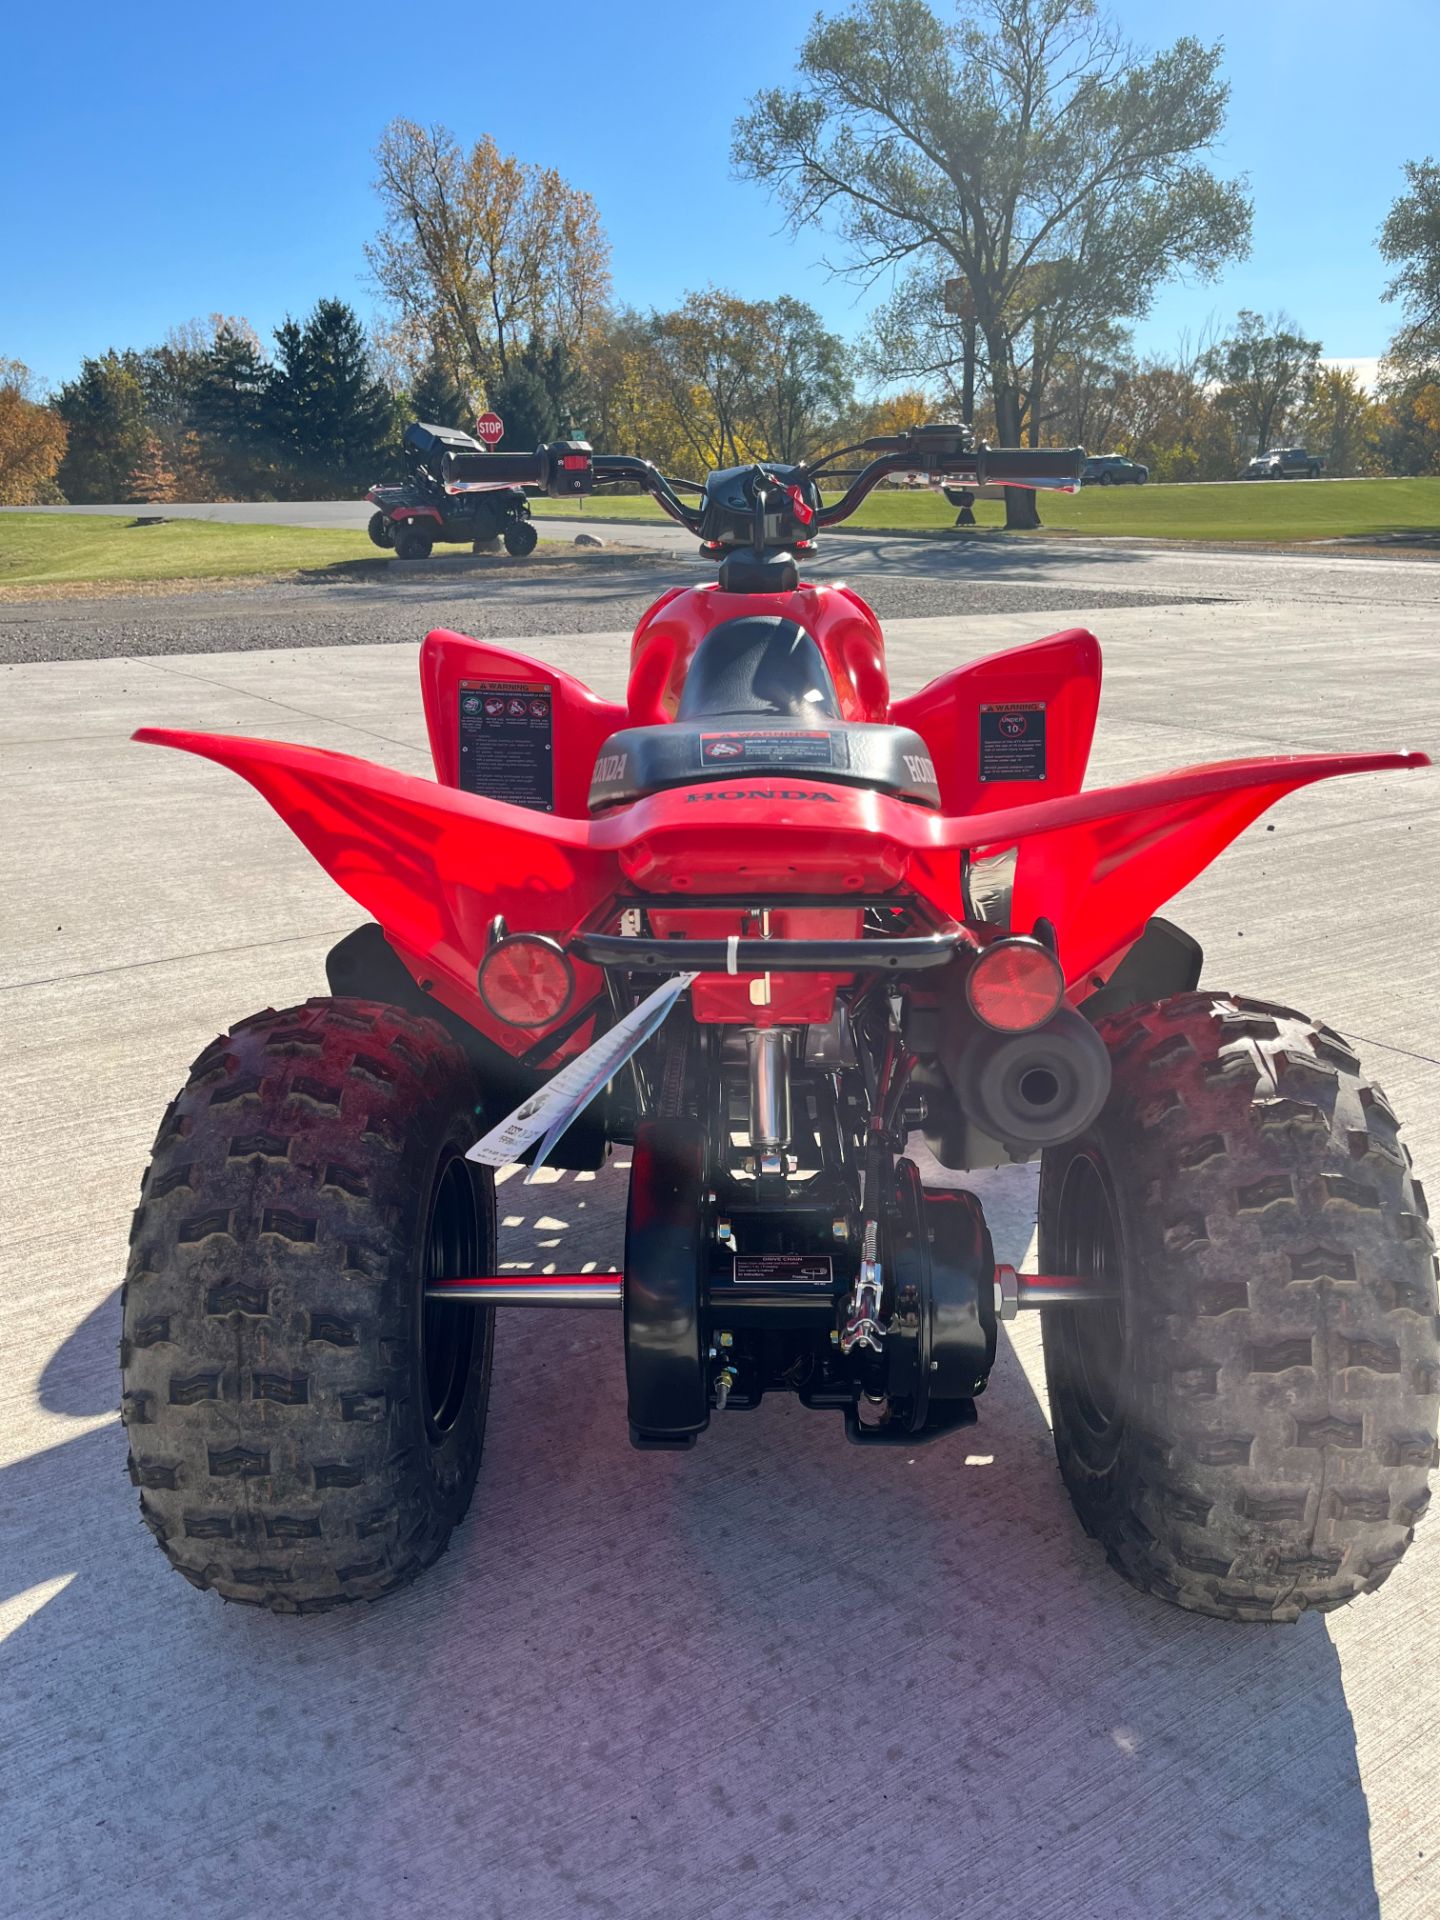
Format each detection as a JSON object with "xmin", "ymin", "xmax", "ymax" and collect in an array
[
  {"xmin": 560, "ymin": 454, "xmax": 590, "ymax": 470},
  {"xmin": 966, "ymin": 938, "xmax": 1064, "ymax": 1033},
  {"xmin": 478, "ymin": 936, "xmax": 575, "ymax": 1029}
]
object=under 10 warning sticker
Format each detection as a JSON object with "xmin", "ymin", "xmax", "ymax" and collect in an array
[
  {"xmin": 979, "ymin": 702, "xmax": 1047, "ymax": 783},
  {"xmin": 458, "ymin": 680, "xmax": 555, "ymax": 812},
  {"xmin": 700, "ymin": 730, "xmax": 835, "ymax": 769}
]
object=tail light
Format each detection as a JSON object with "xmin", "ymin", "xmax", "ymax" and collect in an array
[
  {"xmin": 478, "ymin": 935, "xmax": 575, "ymax": 1028},
  {"xmin": 966, "ymin": 937, "xmax": 1065, "ymax": 1033}
]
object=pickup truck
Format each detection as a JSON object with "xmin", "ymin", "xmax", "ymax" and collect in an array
[{"xmin": 1241, "ymin": 446, "xmax": 1327, "ymax": 479}]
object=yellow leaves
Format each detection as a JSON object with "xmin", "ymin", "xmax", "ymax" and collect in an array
[
  {"xmin": 0, "ymin": 365, "xmax": 68, "ymax": 505},
  {"xmin": 369, "ymin": 120, "xmax": 611, "ymax": 393}
]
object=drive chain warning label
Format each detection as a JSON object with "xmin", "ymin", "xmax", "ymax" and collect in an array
[
  {"xmin": 732, "ymin": 1253, "xmax": 834, "ymax": 1287},
  {"xmin": 699, "ymin": 730, "xmax": 835, "ymax": 768},
  {"xmin": 458, "ymin": 680, "xmax": 555, "ymax": 811},
  {"xmin": 979, "ymin": 702, "xmax": 1047, "ymax": 782}
]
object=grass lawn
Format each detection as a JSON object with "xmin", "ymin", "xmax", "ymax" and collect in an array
[
  {"xmin": 533, "ymin": 474, "xmax": 1440, "ymax": 543},
  {"xmin": 0, "ymin": 513, "xmax": 379, "ymax": 588}
]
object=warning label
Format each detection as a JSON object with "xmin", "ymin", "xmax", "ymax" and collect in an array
[
  {"xmin": 732, "ymin": 1253, "xmax": 834, "ymax": 1287},
  {"xmin": 699, "ymin": 730, "xmax": 834, "ymax": 769},
  {"xmin": 979, "ymin": 702, "xmax": 1047, "ymax": 783},
  {"xmin": 458, "ymin": 680, "xmax": 554, "ymax": 811}
]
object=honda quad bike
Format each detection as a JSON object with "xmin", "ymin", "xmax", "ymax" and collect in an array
[
  {"xmin": 365, "ymin": 419, "xmax": 539, "ymax": 560},
  {"xmin": 122, "ymin": 424, "xmax": 1438, "ymax": 1622}
]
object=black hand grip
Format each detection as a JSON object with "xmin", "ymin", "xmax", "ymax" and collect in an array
[
  {"xmin": 444, "ymin": 449, "xmax": 548, "ymax": 486},
  {"xmin": 978, "ymin": 446, "xmax": 1085, "ymax": 488}
]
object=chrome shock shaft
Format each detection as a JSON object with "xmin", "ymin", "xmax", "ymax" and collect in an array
[{"xmin": 746, "ymin": 1029, "xmax": 792, "ymax": 1154}]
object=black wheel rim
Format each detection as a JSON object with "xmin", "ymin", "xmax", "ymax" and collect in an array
[
  {"xmin": 1050, "ymin": 1151, "xmax": 1127, "ymax": 1469},
  {"xmin": 420, "ymin": 1150, "xmax": 482, "ymax": 1438}
]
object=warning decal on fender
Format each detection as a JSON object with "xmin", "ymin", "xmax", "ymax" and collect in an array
[
  {"xmin": 459, "ymin": 680, "xmax": 554, "ymax": 811},
  {"xmin": 979, "ymin": 702, "xmax": 1047, "ymax": 782}
]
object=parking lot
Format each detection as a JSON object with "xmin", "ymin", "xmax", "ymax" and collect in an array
[{"xmin": 2, "ymin": 534, "xmax": 1437, "ymax": 1919}]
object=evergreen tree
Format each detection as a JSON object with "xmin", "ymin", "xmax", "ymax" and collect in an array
[
  {"xmin": 192, "ymin": 323, "xmax": 272, "ymax": 492},
  {"xmin": 486, "ymin": 336, "xmax": 586, "ymax": 448},
  {"xmin": 265, "ymin": 298, "xmax": 396, "ymax": 495},
  {"xmin": 410, "ymin": 351, "xmax": 471, "ymax": 429},
  {"xmin": 55, "ymin": 350, "xmax": 149, "ymax": 501}
]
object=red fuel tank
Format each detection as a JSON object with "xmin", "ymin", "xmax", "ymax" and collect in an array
[{"xmin": 626, "ymin": 582, "xmax": 890, "ymax": 724}]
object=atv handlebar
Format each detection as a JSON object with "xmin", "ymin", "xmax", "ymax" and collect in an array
[{"xmin": 440, "ymin": 431, "xmax": 1086, "ymax": 537}]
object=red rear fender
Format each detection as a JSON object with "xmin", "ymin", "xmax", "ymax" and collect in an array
[
  {"xmin": 133, "ymin": 727, "xmax": 619, "ymax": 1050},
  {"xmin": 944, "ymin": 750, "xmax": 1431, "ymax": 983},
  {"xmin": 419, "ymin": 629, "xmax": 626, "ymax": 814},
  {"xmin": 134, "ymin": 726, "xmax": 1428, "ymax": 1038},
  {"xmin": 890, "ymin": 628, "xmax": 1101, "ymax": 814}
]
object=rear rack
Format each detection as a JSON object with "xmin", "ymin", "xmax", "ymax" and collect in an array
[
  {"xmin": 573, "ymin": 931, "xmax": 964, "ymax": 972},
  {"xmin": 570, "ymin": 890, "xmax": 971, "ymax": 975}
]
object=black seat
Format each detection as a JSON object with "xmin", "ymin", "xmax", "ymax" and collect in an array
[
  {"xmin": 676, "ymin": 616, "xmax": 840, "ymax": 720},
  {"xmin": 588, "ymin": 614, "xmax": 941, "ymax": 812}
]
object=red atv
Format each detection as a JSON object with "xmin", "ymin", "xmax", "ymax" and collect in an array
[{"xmin": 123, "ymin": 425, "xmax": 1438, "ymax": 1622}]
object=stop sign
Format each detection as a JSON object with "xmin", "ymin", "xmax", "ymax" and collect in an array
[{"xmin": 475, "ymin": 411, "xmax": 505, "ymax": 447}]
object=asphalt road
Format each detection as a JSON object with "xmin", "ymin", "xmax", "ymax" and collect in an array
[{"xmin": 2, "ymin": 536, "xmax": 1438, "ymax": 1919}]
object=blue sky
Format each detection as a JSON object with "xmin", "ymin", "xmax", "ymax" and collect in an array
[{"xmin": 5, "ymin": 0, "xmax": 1435, "ymax": 392}]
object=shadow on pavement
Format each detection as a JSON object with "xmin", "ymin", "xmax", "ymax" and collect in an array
[{"xmin": 1, "ymin": 1160, "xmax": 1377, "ymax": 1920}]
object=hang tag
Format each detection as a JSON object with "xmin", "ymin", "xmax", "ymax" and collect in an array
[{"xmin": 466, "ymin": 972, "xmax": 698, "ymax": 1176}]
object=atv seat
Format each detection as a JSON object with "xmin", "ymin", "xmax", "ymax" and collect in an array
[{"xmin": 588, "ymin": 615, "xmax": 941, "ymax": 811}]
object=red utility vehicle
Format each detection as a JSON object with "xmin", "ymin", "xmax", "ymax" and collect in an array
[{"xmin": 123, "ymin": 425, "xmax": 1438, "ymax": 1622}]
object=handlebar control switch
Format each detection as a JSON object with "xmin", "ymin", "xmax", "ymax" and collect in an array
[{"xmin": 543, "ymin": 441, "xmax": 596, "ymax": 497}]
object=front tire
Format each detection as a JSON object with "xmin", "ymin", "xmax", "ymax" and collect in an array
[
  {"xmin": 393, "ymin": 527, "xmax": 433, "ymax": 560},
  {"xmin": 367, "ymin": 512, "xmax": 394, "ymax": 550},
  {"xmin": 121, "ymin": 997, "xmax": 495, "ymax": 1612},
  {"xmin": 503, "ymin": 518, "xmax": 538, "ymax": 557},
  {"xmin": 1039, "ymin": 993, "xmax": 1438, "ymax": 1622}
]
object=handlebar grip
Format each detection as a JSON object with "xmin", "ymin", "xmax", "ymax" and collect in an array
[
  {"xmin": 443, "ymin": 449, "xmax": 548, "ymax": 487},
  {"xmin": 978, "ymin": 447, "xmax": 1085, "ymax": 490}
]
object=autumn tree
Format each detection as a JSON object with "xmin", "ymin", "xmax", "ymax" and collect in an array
[
  {"xmin": 1203, "ymin": 310, "xmax": 1320, "ymax": 457},
  {"xmin": 585, "ymin": 310, "xmax": 698, "ymax": 475},
  {"xmin": 0, "ymin": 359, "xmax": 68, "ymax": 504},
  {"xmin": 1039, "ymin": 323, "xmax": 1135, "ymax": 451},
  {"xmin": 368, "ymin": 121, "xmax": 611, "ymax": 398},
  {"xmin": 734, "ymin": 0, "xmax": 1251, "ymax": 526},
  {"xmin": 126, "ymin": 433, "xmax": 180, "ymax": 502},
  {"xmin": 1294, "ymin": 367, "xmax": 1383, "ymax": 476}
]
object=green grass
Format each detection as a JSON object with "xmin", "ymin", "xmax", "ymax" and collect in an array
[
  {"xmin": 532, "ymin": 474, "xmax": 1440, "ymax": 544},
  {"xmin": 0, "ymin": 513, "xmax": 379, "ymax": 588}
]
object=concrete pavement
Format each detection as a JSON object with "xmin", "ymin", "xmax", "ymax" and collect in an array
[{"xmin": 2, "ymin": 564, "xmax": 1438, "ymax": 1919}]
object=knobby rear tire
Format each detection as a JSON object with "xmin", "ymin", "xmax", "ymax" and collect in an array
[
  {"xmin": 121, "ymin": 997, "xmax": 496, "ymax": 1613},
  {"xmin": 1039, "ymin": 993, "xmax": 1438, "ymax": 1622}
]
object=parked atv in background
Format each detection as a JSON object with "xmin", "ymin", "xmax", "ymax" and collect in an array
[
  {"xmin": 365, "ymin": 421, "xmax": 539, "ymax": 560},
  {"xmin": 123, "ymin": 422, "xmax": 1438, "ymax": 1625}
]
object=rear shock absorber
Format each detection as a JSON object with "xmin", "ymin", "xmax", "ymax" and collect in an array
[{"xmin": 746, "ymin": 1029, "xmax": 792, "ymax": 1171}]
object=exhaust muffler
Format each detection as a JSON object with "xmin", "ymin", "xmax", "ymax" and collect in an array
[{"xmin": 942, "ymin": 1005, "xmax": 1111, "ymax": 1150}]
